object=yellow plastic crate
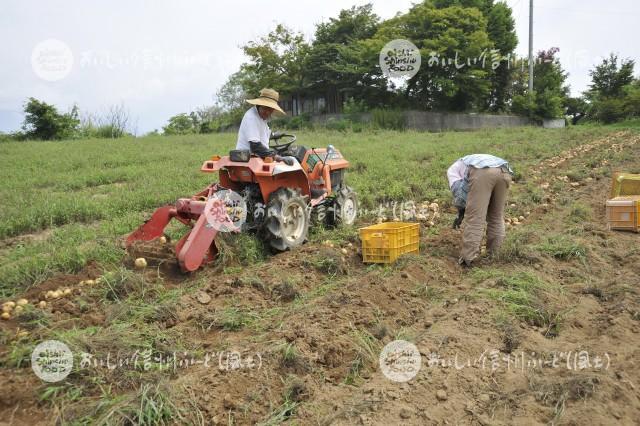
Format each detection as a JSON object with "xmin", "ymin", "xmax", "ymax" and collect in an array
[
  {"xmin": 359, "ymin": 222, "xmax": 420, "ymax": 263},
  {"xmin": 610, "ymin": 172, "xmax": 640, "ymax": 198},
  {"xmin": 606, "ymin": 196, "xmax": 640, "ymax": 233}
]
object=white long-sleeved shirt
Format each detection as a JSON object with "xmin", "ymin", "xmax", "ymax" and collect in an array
[
  {"xmin": 236, "ymin": 106, "xmax": 270, "ymax": 151},
  {"xmin": 447, "ymin": 154, "xmax": 511, "ymax": 188},
  {"xmin": 447, "ymin": 159, "xmax": 466, "ymax": 189}
]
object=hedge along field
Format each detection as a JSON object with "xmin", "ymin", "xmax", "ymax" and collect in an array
[{"xmin": 0, "ymin": 125, "xmax": 624, "ymax": 297}]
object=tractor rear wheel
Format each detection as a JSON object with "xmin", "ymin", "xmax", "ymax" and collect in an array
[
  {"xmin": 263, "ymin": 188, "xmax": 310, "ymax": 251},
  {"xmin": 331, "ymin": 186, "xmax": 358, "ymax": 226}
]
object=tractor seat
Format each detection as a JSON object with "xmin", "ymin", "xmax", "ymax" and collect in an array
[
  {"xmin": 291, "ymin": 145, "xmax": 308, "ymax": 164},
  {"xmin": 229, "ymin": 149, "xmax": 250, "ymax": 162},
  {"xmin": 310, "ymin": 188, "xmax": 327, "ymax": 198}
]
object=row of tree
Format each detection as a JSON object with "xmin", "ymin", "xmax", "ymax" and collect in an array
[
  {"xmin": 4, "ymin": 1, "xmax": 638, "ymax": 141},
  {"xmin": 219, "ymin": 1, "xmax": 523, "ymax": 117},
  {"xmin": 161, "ymin": 0, "xmax": 638, "ymax": 133}
]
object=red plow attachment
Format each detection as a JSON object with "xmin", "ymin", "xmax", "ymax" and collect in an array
[{"xmin": 125, "ymin": 184, "xmax": 223, "ymax": 272}]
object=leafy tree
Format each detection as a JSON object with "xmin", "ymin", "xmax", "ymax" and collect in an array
[
  {"xmin": 384, "ymin": 2, "xmax": 494, "ymax": 110},
  {"xmin": 622, "ymin": 80, "xmax": 640, "ymax": 117},
  {"xmin": 485, "ymin": 1, "xmax": 518, "ymax": 111},
  {"xmin": 432, "ymin": 0, "xmax": 487, "ymax": 8},
  {"xmin": 240, "ymin": 24, "xmax": 311, "ymax": 112},
  {"xmin": 326, "ymin": 0, "xmax": 517, "ymax": 111},
  {"xmin": 216, "ymin": 70, "xmax": 252, "ymax": 113},
  {"xmin": 585, "ymin": 54, "xmax": 639, "ymax": 123},
  {"xmin": 324, "ymin": 2, "xmax": 495, "ymax": 111},
  {"xmin": 22, "ymin": 97, "xmax": 79, "ymax": 140},
  {"xmin": 590, "ymin": 97, "xmax": 627, "ymax": 124},
  {"xmin": 318, "ymin": 32, "xmax": 394, "ymax": 109},
  {"xmin": 589, "ymin": 81, "xmax": 640, "ymax": 124},
  {"xmin": 587, "ymin": 54, "xmax": 635, "ymax": 99},
  {"xmin": 306, "ymin": 4, "xmax": 382, "ymax": 110},
  {"xmin": 222, "ymin": 0, "xmax": 518, "ymax": 114},
  {"xmin": 565, "ymin": 96, "xmax": 589, "ymax": 124},
  {"xmin": 511, "ymin": 48, "xmax": 569, "ymax": 121},
  {"xmin": 315, "ymin": 4, "xmax": 380, "ymax": 45},
  {"xmin": 162, "ymin": 113, "xmax": 196, "ymax": 135}
]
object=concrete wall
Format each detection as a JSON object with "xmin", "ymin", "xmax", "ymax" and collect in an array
[
  {"xmin": 310, "ymin": 110, "xmax": 532, "ymax": 132},
  {"xmin": 543, "ymin": 118, "xmax": 566, "ymax": 129},
  {"xmin": 310, "ymin": 112, "xmax": 371, "ymax": 124}
]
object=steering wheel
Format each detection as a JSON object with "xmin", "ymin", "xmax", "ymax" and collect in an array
[{"xmin": 269, "ymin": 133, "xmax": 297, "ymax": 154}]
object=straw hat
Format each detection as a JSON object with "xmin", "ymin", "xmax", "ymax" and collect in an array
[{"xmin": 246, "ymin": 88, "xmax": 286, "ymax": 115}]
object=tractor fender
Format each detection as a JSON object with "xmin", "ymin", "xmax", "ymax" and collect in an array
[{"xmin": 256, "ymin": 168, "xmax": 310, "ymax": 203}]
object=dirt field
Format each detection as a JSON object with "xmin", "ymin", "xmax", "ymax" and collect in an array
[{"xmin": 1, "ymin": 127, "xmax": 640, "ymax": 425}]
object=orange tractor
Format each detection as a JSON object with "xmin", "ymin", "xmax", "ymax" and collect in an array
[{"xmin": 126, "ymin": 134, "xmax": 357, "ymax": 272}]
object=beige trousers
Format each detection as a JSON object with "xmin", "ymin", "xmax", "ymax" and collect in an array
[{"xmin": 461, "ymin": 167, "xmax": 511, "ymax": 263}]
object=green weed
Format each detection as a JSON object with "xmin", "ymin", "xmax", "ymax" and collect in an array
[
  {"xmin": 91, "ymin": 383, "xmax": 183, "ymax": 425},
  {"xmin": 495, "ymin": 229, "xmax": 537, "ymax": 263},
  {"xmin": 537, "ymin": 236, "xmax": 587, "ymax": 260},
  {"xmin": 279, "ymin": 342, "xmax": 300, "ymax": 368},
  {"xmin": 411, "ymin": 283, "xmax": 443, "ymax": 301},
  {"xmin": 568, "ymin": 203, "xmax": 591, "ymax": 222},
  {"xmin": 477, "ymin": 270, "xmax": 565, "ymax": 337},
  {"xmin": 344, "ymin": 329, "xmax": 381, "ymax": 385},
  {"xmin": 217, "ymin": 306, "xmax": 250, "ymax": 331}
]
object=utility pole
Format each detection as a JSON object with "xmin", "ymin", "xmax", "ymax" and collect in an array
[{"xmin": 528, "ymin": 0, "xmax": 534, "ymax": 93}]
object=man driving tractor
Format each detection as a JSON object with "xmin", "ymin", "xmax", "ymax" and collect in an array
[{"xmin": 236, "ymin": 88, "xmax": 295, "ymax": 166}]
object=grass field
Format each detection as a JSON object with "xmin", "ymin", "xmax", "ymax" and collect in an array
[
  {"xmin": 2, "ymin": 123, "xmax": 640, "ymax": 425},
  {"xmin": 0, "ymin": 124, "xmax": 632, "ymax": 298}
]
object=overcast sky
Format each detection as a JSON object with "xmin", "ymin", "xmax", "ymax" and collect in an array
[{"xmin": 1, "ymin": 0, "xmax": 638, "ymax": 134}]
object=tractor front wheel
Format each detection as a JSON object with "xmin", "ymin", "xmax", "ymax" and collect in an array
[
  {"xmin": 263, "ymin": 188, "xmax": 310, "ymax": 251},
  {"xmin": 330, "ymin": 186, "xmax": 358, "ymax": 226}
]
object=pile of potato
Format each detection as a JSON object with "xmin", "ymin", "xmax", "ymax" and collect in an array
[
  {"xmin": 1, "ymin": 298, "xmax": 30, "ymax": 320},
  {"xmin": 322, "ymin": 240, "xmax": 353, "ymax": 256},
  {"xmin": 416, "ymin": 201, "xmax": 439, "ymax": 227},
  {"xmin": 44, "ymin": 288, "xmax": 73, "ymax": 300},
  {"xmin": 505, "ymin": 209, "xmax": 530, "ymax": 227},
  {"xmin": 0, "ymin": 276, "xmax": 109, "ymax": 320}
]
